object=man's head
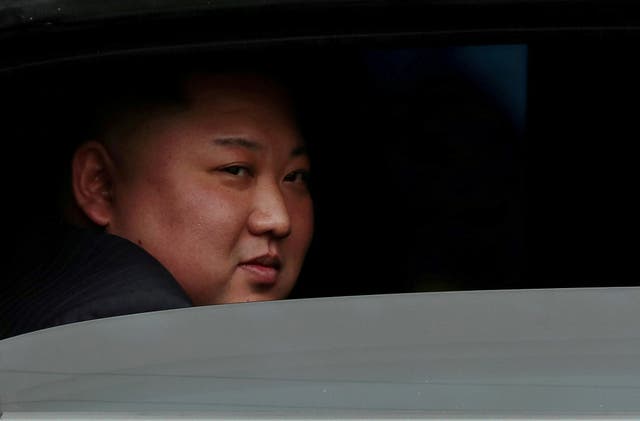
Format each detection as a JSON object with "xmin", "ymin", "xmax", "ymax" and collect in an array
[{"xmin": 70, "ymin": 71, "xmax": 314, "ymax": 305}]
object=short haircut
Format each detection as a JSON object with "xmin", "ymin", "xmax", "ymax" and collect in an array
[{"xmin": 58, "ymin": 49, "xmax": 311, "ymax": 226}]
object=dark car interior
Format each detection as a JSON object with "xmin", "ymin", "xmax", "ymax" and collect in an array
[{"xmin": 2, "ymin": 1, "xmax": 639, "ymax": 319}]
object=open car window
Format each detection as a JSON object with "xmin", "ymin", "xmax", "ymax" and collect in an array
[{"xmin": 4, "ymin": 36, "xmax": 638, "ymax": 298}]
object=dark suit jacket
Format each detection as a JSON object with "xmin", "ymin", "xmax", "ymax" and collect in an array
[{"xmin": 1, "ymin": 226, "xmax": 192, "ymax": 339}]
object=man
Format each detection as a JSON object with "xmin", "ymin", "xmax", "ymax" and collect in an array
[{"xmin": 1, "ymin": 64, "xmax": 314, "ymax": 338}]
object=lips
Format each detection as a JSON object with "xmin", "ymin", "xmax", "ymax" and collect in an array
[{"xmin": 239, "ymin": 255, "xmax": 281, "ymax": 285}]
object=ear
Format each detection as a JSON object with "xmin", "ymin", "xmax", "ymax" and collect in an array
[{"xmin": 71, "ymin": 141, "xmax": 116, "ymax": 227}]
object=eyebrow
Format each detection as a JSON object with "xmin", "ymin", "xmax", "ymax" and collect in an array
[
  {"xmin": 213, "ymin": 137, "xmax": 308, "ymax": 157},
  {"xmin": 213, "ymin": 137, "xmax": 262, "ymax": 151},
  {"xmin": 291, "ymin": 145, "xmax": 307, "ymax": 157}
]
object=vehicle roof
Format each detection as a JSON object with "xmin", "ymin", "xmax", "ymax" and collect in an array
[{"xmin": 2, "ymin": 0, "xmax": 640, "ymax": 73}]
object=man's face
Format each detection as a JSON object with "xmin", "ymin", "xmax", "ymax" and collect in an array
[{"xmin": 106, "ymin": 74, "xmax": 314, "ymax": 305}]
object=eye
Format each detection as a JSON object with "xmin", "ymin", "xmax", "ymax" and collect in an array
[
  {"xmin": 220, "ymin": 165, "xmax": 252, "ymax": 177},
  {"xmin": 284, "ymin": 169, "xmax": 310, "ymax": 185}
]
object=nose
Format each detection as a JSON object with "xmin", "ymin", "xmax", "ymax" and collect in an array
[{"xmin": 247, "ymin": 181, "xmax": 292, "ymax": 238}]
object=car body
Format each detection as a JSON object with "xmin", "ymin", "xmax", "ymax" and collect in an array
[{"xmin": 3, "ymin": 287, "xmax": 640, "ymax": 419}]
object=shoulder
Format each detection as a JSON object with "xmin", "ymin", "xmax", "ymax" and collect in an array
[{"xmin": 1, "ymin": 226, "xmax": 192, "ymax": 339}]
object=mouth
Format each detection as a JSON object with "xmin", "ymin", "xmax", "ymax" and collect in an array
[{"xmin": 239, "ymin": 254, "xmax": 282, "ymax": 285}]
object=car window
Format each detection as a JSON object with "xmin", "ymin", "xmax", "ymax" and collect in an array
[
  {"xmin": 5, "ymin": 36, "xmax": 638, "ymax": 300},
  {"xmin": 3, "ymin": 43, "xmax": 527, "ymax": 299}
]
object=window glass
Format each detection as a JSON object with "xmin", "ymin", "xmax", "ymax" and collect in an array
[{"xmin": 2, "ymin": 35, "xmax": 639, "ymax": 330}]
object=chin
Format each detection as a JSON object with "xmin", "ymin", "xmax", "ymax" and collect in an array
[{"xmin": 242, "ymin": 289, "xmax": 290, "ymax": 303}]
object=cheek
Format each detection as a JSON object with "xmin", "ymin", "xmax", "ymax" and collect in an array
[
  {"xmin": 176, "ymin": 183, "xmax": 251, "ymax": 240},
  {"xmin": 117, "ymin": 171, "xmax": 249, "ymax": 247},
  {"xmin": 141, "ymin": 183, "xmax": 252, "ymax": 294},
  {"xmin": 289, "ymin": 198, "xmax": 315, "ymax": 250}
]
